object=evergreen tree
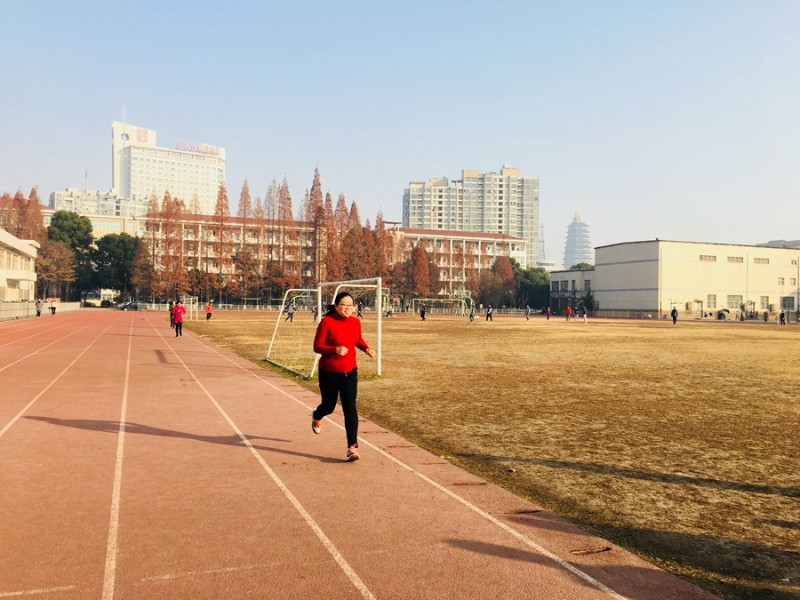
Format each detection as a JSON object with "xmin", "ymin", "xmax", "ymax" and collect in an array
[
  {"xmin": 237, "ymin": 180, "xmax": 252, "ymax": 219},
  {"xmin": 212, "ymin": 184, "xmax": 234, "ymax": 303}
]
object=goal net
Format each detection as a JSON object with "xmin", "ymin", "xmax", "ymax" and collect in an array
[
  {"xmin": 183, "ymin": 296, "xmax": 199, "ymax": 321},
  {"xmin": 265, "ymin": 278, "xmax": 384, "ymax": 379},
  {"xmin": 411, "ymin": 297, "xmax": 468, "ymax": 317}
]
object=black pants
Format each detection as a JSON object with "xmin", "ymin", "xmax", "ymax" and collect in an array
[
  {"xmin": 314, "ymin": 369, "xmax": 358, "ymax": 447},
  {"xmin": 175, "ymin": 321, "xmax": 183, "ymax": 336}
]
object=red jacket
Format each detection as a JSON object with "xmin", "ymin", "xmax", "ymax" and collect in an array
[
  {"xmin": 172, "ymin": 304, "xmax": 187, "ymax": 323},
  {"xmin": 313, "ymin": 313, "xmax": 370, "ymax": 373}
]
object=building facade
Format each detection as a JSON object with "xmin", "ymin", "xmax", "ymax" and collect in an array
[
  {"xmin": 0, "ymin": 227, "xmax": 38, "ymax": 302},
  {"xmin": 551, "ymin": 240, "xmax": 800, "ymax": 319},
  {"xmin": 402, "ymin": 165, "xmax": 539, "ymax": 268},
  {"xmin": 50, "ymin": 188, "xmax": 149, "ymax": 218},
  {"xmin": 562, "ymin": 207, "xmax": 593, "ymax": 269},
  {"xmin": 111, "ymin": 121, "xmax": 225, "ymax": 215},
  {"xmin": 390, "ymin": 227, "xmax": 525, "ymax": 296}
]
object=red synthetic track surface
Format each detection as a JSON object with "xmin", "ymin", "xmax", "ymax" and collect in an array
[{"xmin": 0, "ymin": 311, "xmax": 718, "ymax": 599}]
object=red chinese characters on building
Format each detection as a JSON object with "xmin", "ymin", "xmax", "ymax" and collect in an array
[{"xmin": 137, "ymin": 128, "xmax": 148, "ymax": 143}]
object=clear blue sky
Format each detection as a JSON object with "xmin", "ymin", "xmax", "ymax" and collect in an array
[{"xmin": 2, "ymin": 0, "xmax": 798, "ymax": 266}]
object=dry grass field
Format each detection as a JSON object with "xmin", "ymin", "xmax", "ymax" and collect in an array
[{"xmin": 186, "ymin": 312, "xmax": 799, "ymax": 600}]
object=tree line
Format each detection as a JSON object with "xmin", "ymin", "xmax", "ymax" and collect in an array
[{"xmin": 1, "ymin": 172, "xmax": 551, "ymax": 308}]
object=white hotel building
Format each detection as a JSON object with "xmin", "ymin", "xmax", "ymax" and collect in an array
[
  {"xmin": 111, "ymin": 121, "xmax": 225, "ymax": 215},
  {"xmin": 402, "ymin": 165, "xmax": 539, "ymax": 269}
]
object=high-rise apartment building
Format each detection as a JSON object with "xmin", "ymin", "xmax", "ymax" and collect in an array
[
  {"xmin": 562, "ymin": 207, "xmax": 593, "ymax": 268},
  {"xmin": 111, "ymin": 121, "xmax": 225, "ymax": 215},
  {"xmin": 402, "ymin": 165, "xmax": 539, "ymax": 268}
]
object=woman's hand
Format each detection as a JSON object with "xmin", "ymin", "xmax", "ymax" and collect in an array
[
  {"xmin": 336, "ymin": 346, "xmax": 349, "ymax": 356},
  {"xmin": 365, "ymin": 348, "xmax": 376, "ymax": 359}
]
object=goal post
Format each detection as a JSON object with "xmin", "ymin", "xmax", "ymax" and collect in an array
[
  {"xmin": 265, "ymin": 278, "xmax": 383, "ymax": 379},
  {"xmin": 183, "ymin": 296, "xmax": 199, "ymax": 321},
  {"xmin": 411, "ymin": 297, "xmax": 468, "ymax": 317}
]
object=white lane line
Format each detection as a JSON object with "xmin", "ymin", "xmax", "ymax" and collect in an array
[
  {"xmin": 0, "ymin": 321, "xmax": 116, "ymax": 441},
  {"xmin": 0, "ymin": 585, "xmax": 75, "ymax": 597},
  {"xmin": 0, "ymin": 324, "xmax": 91, "ymax": 373},
  {"xmin": 189, "ymin": 332, "xmax": 628, "ymax": 599},
  {"xmin": 0, "ymin": 321, "xmax": 73, "ymax": 350},
  {"xmin": 101, "ymin": 320, "xmax": 134, "ymax": 600},
  {"xmin": 149, "ymin": 317, "xmax": 377, "ymax": 600}
]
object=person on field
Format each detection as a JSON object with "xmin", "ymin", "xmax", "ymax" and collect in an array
[
  {"xmin": 357, "ymin": 301, "xmax": 363, "ymax": 318},
  {"xmin": 546, "ymin": 306, "xmax": 551, "ymax": 320},
  {"xmin": 311, "ymin": 291, "xmax": 376, "ymax": 462},
  {"xmin": 419, "ymin": 302, "xmax": 426, "ymax": 321},
  {"xmin": 779, "ymin": 310, "xmax": 786, "ymax": 325},
  {"xmin": 582, "ymin": 305, "xmax": 588, "ymax": 324},
  {"xmin": 173, "ymin": 300, "xmax": 186, "ymax": 337},
  {"xmin": 565, "ymin": 306, "xmax": 572, "ymax": 321},
  {"xmin": 285, "ymin": 303, "xmax": 295, "ymax": 322},
  {"xmin": 486, "ymin": 304, "xmax": 493, "ymax": 322},
  {"xmin": 35, "ymin": 299, "xmax": 42, "ymax": 318},
  {"xmin": 169, "ymin": 299, "xmax": 175, "ymax": 329},
  {"xmin": 671, "ymin": 306, "xmax": 678, "ymax": 325},
  {"xmin": 205, "ymin": 301, "xmax": 213, "ymax": 321},
  {"xmin": 469, "ymin": 303, "xmax": 475, "ymax": 322},
  {"xmin": 525, "ymin": 305, "xmax": 531, "ymax": 321}
]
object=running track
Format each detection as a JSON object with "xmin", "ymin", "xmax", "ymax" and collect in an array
[{"xmin": 0, "ymin": 311, "xmax": 717, "ymax": 599}]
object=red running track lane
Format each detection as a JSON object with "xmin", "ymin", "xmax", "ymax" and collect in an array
[{"xmin": 0, "ymin": 310, "xmax": 719, "ymax": 599}]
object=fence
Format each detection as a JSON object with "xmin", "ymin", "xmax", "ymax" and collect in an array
[{"xmin": 0, "ymin": 301, "xmax": 81, "ymax": 322}]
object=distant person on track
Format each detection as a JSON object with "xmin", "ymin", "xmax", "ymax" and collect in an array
[
  {"xmin": 173, "ymin": 300, "xmax": 186, "ymax": 337},
  {"xmin": 285, "ymin": 303, "xmax": 295, "ymax": 322},
  {"xmin": 357, "ymin": 301, "xmax": 363, "ymax": 318},
  {"xmin": 469, "ymin": 304, "xmax": 475, "ymax": 322},
  {"xmin": 671, "ymin": 307, "xmax": 678, "ymax": 325},
  {"xmin": 525, "ymin": 305, "xmax": 531, "ymax": 321},
  {"xmin": 779, "ymin": 310, "xmax": 786, "ymax": 325},
  {"xmin": 486, "ymin": 304, "xmax": 493, "ymax": 322},
  {"xmin": 35, "ymin": 299, "xmax": 42, "ymax": 318},
  {"xmin": 311, "ymin": 291, "xmax": 376, "ymax": 462},
  {"xmin": 205, "ymin": 301, "xmax": 213, "ymax": 321},
  {"xmin": 420, "ymin": 302, "xmax": 426, "ymax": 321},
  {"xmin": 169, "ymin": 300, "xmax": 175, "ymax": 329}
]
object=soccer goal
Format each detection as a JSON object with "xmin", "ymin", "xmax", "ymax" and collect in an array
[
  {"xmin": 411, "ymin": 297, "xmax": 468, "ymax": 317},
  {"xmin": 265, "ymin": 278, "xmax": 383, "ymax": 379},
  {"xmin": 183, "ymin": 296, "xmax": 199, "ymax": 321}
]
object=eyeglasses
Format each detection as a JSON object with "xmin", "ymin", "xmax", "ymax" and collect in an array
[{"xmin": 337, "ymin": 303, "xmax": 354, "ymax": 307}]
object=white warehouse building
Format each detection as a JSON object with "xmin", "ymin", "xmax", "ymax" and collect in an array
[{"xmin": 551, "ymin": 240, "xmax": 800, "ymax": 320}]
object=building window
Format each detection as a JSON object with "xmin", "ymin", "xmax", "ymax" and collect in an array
[
  {"xmin": 699, "ymin": 255, "xmax": 716, "ymax": 262},
  {"xmin": 760, "ymin": 296, "xmax": 769, "ymax": 309},
  {"xmin": 727, "ymin": 295, "xmax": 743, "ymax": 310},
  {"xmin": 552, "ymin": 282, "xmax": 559, "ymax": 292},
  {"xmin": 560, "ymin": 281, "xmax": 568, "ymax": 291},
  {"xmin": 791, "ymin": 278, "xmax": 797, "ymax": 286},
  {"xmin": 781, "ymin": 297, "xmax": 795, "ymax": 310},
  {"xmin": 727, "ymin": 256, "xmax": 743, "ymax": 263},
  {"xmin": 707, "ymin": 294, "xmax": 717, "ymax": 309},
  {"xmin": 778, "ymin": 277, "xmax": 784, "ymax": 286},
  {"xmin": 754, "ymin": 257, "xmax": 769, "ymax": 264},
  {"xmin": 584, "ymin": 280, "xmax": 591, "ymax": 291}
]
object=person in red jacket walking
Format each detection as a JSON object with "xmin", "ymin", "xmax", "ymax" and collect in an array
[
  {"xmin": 311, "ymin": 291, "xmax": 376, "ymax": 462},
  {"xmin": 172, "ymin": 299, "xmax": 187, "ymax": 337}
]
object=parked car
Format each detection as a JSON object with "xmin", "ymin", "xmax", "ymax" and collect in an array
[{"xmin": 119, "ymin": 301, "xmax": 140, "ymax": 311}]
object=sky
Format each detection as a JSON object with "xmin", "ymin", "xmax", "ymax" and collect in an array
[{"xmin": 2, "ymin": 0, "xmax": 798, "ymax": 266}]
